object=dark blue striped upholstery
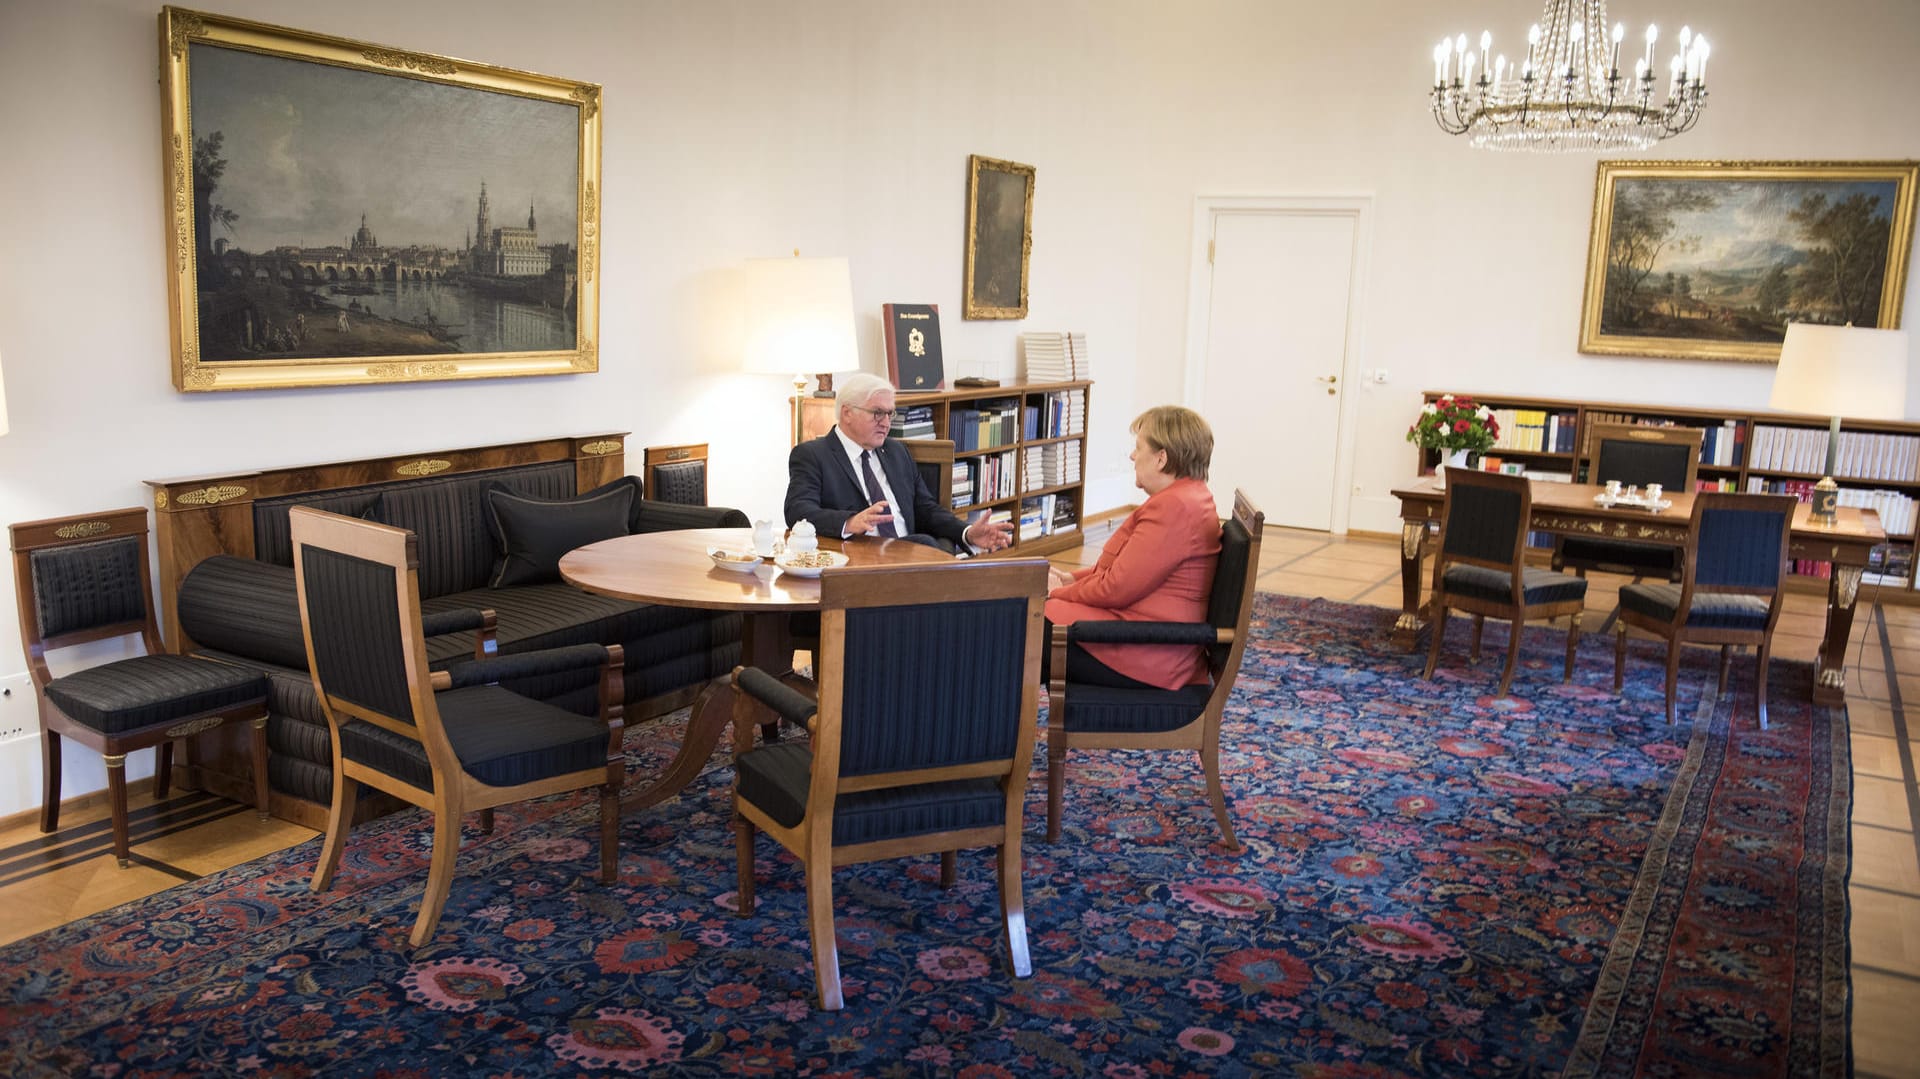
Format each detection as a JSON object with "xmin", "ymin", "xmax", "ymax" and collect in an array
[
  {"xmin": 1556, "ymin": 536, "xmax": 1679, "ymax": 577},
  {"xmin": 484, "ymin": 481, "xmax": 635, "ymax": 588},
  {"xmin": 649, "ymin": 461, "xmax": 706, "ymax": 506},
  {"xmin": 180, "ymin": 556, "xmax": 309, "ymax": 670},
  {"xmin": 1619, "ymin": 583, "xmax": 1772, "ymax": 629},
  {"xmin": 736, "ymin": 742, "xmax": 1006, "ymax": 843},
  {"xmin": 379, "ymin": 464, "xmax": 578, "ymax": 598},
  {"xmin": 339, "ymin": 685, "xmax": 609, "ymax": 790},
  {"xmin": 29, "ymin": 537, "xmax": 145, "ymax": 639},
  {"xmin": 1595, "ymin": 439, "xmax": 1693, "ymax": 490},
  {"xmin": 1061, "ymin": 682, "xmax": 1213, "ymax": 735},
  {"xmin": 1205, "ymin": 518, "xmax": 1251, "ymax": 667},
  {"xmin": 252, "ymin": 492, "xmax": 385, "ymax": 569},
  {"xmin": 837, "ymin": 598, "xmax": 1028, "ymax": 775},
  {"xmin": 44, "ymin": 655, "xmax": 265, "ymax": 735},
  {"xmin": 300, "ymin": 547, "xmax": 414, "ymax": 723},
  {"xmin": 1441, "ymin": 564, "xmax": 1588, "ymax": 605},
  {"xmin": 1440, "ymin": 482, "xmax": 1523, "ymax": 561},
  {"xmin": 1696, "ymin": 507, "xmax": 1792, "ymax": 589}
]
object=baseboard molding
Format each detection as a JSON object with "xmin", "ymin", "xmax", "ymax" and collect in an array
[
  {"xmin": 0, "ymin": 775, "xmax": 162, "ymax": 832},
  {"xmin": 1085, "ymin": 504, "xmax": 1136, "ymax": 527}
]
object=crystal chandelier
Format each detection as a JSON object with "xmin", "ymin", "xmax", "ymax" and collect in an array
[{"xmin": 1430, "ymin": 0, "xmax": 1710, "ymax": 152}]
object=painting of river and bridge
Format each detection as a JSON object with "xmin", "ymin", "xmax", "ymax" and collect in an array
[{"xmin": 160, "ymin": 8, "xmax": 600, "ymax": 391}]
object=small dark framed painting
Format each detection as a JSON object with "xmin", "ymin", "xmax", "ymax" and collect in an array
[{"xmin": 963, "ymin": 154, "xmax": 1034, "ymax": 320}]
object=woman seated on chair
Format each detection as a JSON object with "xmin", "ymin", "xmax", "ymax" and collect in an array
[{"xmin": 1045, "ymin": 405, "xmax": 1221, "ymax": 691}]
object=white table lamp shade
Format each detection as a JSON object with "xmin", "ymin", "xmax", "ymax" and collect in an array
[
  {"xmin": 740, "ymin": 256, "xmax": 858, "ymax": 377},
  {"xmin": 1768, "ymin": 323, "xmax": 1912, "ymax": 421}
]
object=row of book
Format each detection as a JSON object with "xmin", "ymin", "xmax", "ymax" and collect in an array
[
  {"xmin": 1579, "ymin": 413, "xmax": 1746, "ymax": 467},
  {"xmin": 1485, "ymin": 409, "xmax": 1578, "ymax": 453},
  {"xmin": 1027, "ymin": 389, "xmax": 1086, "ymax": 439},
  {"xmin": 1750, "ymin": 425, "xmax": 1920, "ymax": 481},
  {"xmin": 953, "ymin": 450, "xmax": 1018, "ymax": 506},
  {"xmin": 949, "ymin": 399, "xmax": 1022, "ymax": 451},
  {"xmin": 1020, "ymin": 332, "xmax": 1092, "ymax": 382},
  {"xmin": 887, "ymin": 405, "xmax": 937, "ymax": 441},
  {"xmin": 1016, "ymin": 493, "xmax": 1078, "ymax": 540},
  {"xmin": 1743, "ymin": 477, "xmax": 1919, "ymax": 537},
  {"xmin": 1024, "ymin": 440, "xmax": 1082, "ymax": 492},
  {"xmin": 1863, "ymin": 544, "xmax": 1914, "ymax": 587}
]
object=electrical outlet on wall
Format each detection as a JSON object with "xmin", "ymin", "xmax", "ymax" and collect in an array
[{"xmin": 0, "ymin": 673, "xmax": 33, "ymax": 742}]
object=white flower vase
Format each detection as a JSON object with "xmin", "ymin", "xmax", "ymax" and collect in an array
[{"xmin": 1438, "ymin": 448, "xmax": 1471, "ymax": 485}]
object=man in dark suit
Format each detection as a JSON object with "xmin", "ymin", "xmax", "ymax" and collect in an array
[{"xmin": 786, "ymin": 372, "xmax": 1014, "ymax": 552}]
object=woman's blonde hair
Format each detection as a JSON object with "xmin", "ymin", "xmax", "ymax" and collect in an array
[{"xmin": 1131, "ymin": 405, "xmax": 1213, "ymax": 482}]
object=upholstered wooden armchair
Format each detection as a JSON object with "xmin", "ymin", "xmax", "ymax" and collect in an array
[
  {"xmin": 730, "ymin": 559, "xmax": 1048, "ymax": 1010},
  {"xmin": 1554, "ymin": 422, "xmax": 1704, "ymax": 583},
  {"xmin": 1423, "ymin": 469, "xmax": 1589, "ymax": 695},
  {"xmin": 11, "ymin": 507, "xmax": 270, "ymax": 868},
  {"xmin": 1044, "ymin": 490, "xmax": 1265, "ymax": 851},
  {"xmin": 289, "ymin": 506, "xmax": 627, "ymax": 947},
  {"xmin": 1615, "ymin": 492, "xmax": 1797, "ymax": 728}
]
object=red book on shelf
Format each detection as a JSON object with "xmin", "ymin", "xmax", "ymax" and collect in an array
[{"xmin": 881, "ymin": 303, "xmax": 946, "ymax": 392}]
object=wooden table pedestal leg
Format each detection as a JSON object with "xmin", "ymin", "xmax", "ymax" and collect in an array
[
  {"xmin": 1391, "ymin": 519, "xmax": 1429, "ymax": 651},
  {"xmin": 1812, "ymin": 565, "xmax": 1863, "ymax": 708}
]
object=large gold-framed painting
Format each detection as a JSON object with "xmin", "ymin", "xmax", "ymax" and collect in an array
[
  {"xmin": 160, "ymin": 8, "xmax": 601, "ymax": 391},
  {"xmin": 1579, "ymin": 160, "xmax": 1917, "ymax": 363}
]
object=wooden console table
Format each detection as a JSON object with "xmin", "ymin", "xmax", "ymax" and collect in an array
[{"xmin": 1391, "ymin": 477, "xmax": 1885, "ymax": 708}]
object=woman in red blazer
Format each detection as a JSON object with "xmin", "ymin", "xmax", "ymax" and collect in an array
[{"xmin": 1046, "ymin": 406, "xmax": 1222, "ymax": 691}]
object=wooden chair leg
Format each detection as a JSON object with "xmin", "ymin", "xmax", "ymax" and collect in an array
[
  {"xmin": 1717, "ymin": 645, "xmax": 1733, "ymax": 696},
  {"xmin": 1470, "ymin": 614, "xmax": 1486, "ymax": 663},
  {"xmin": 734, "ymin": 815, "xmax": 756, "ymax": 916},
  {"xmin": 1423, "ymin": 603, "xmax": 1449, "ymax": 680},
  {"xmin": 998, "ymin": 837, "xmax": 1032, "ymax": 978},
  {"xmin": 249, "ymin": 717, "xmax": 270, "ymax": 820},
  {"xmin": 153, "ymin": 741, "xmax": 173, "ymax": 801},
  {"xmin": 599, "ymin": 779, "xmax": 619, "ymax": 884},
  {"xmin": 1498, "ymin": 622, "xmax": 1523, "ymax": 696},
  {"xmin": 477, "ymin": 808, "xmax": 495, "ymax": 835},
  {"xmin": 1755, "ymin": 639, "xmax": 1773, "ymax": 731},
  {"xmin": 410, "ymin": 806, "xmax": 464, "ymax": 948},
  {"xmin": 105, "ymin": 753, "xmax": 131, "ymax": 868},
  {"xmin": 1046, "ymin": 726, "xmax": 1066, "ymax": 843},
  {"xmin": 1614, "ymin": 624, "xmax": 1627, "ymax": 693},
  {"xmin": 1663, "ymin": 642, "xmax": 1682, "ymax": 726},
  {"xmin": 1201, "ymin": 739, "xmax": 1240, "ymax": 853},
  {"xmin": 804, "ymin": 853, "xmax": 843, "ymax": 1010},
  {"xmin": 939, "ymin": 851, "xmax": 957, "ymax": 888},
  {"xmin": 38, "ymin": 729, "xmax": 61, "ymax": 833},
  {"xmin": 1563, "ymin": 612, "xmax": 1582, "ymax": 683},
  {"xmin": 311, "ymin": 774, "xmax": 358, "ymax": 893}
]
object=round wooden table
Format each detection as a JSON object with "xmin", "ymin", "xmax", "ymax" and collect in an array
[{"xmin": 559, "ymin": 527, "xmax": 953, "ymax": 814}]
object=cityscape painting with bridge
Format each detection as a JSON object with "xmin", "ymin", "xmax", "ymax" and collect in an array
[{"xmin": 185, "ymin": 41, "xmax": 581, "ymax": 364}]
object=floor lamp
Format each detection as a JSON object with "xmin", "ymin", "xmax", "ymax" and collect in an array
[
  {"xmin": 1767, "ymin": 323, "xmax": 1912, "ymax": 525},
  {"xmin": 740, "ymin": 255, "xmax": 859, "ymax": 445}
]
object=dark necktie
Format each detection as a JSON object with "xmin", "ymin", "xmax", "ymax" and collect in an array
[{"xmin": 860, "ymin": 450, "xmax": 898, "ymax": 537}]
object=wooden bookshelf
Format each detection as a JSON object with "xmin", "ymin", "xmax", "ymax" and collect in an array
[
  {"xmin": 1419, "ymin": 390, "xmax": 1920, "ymax": 600},
  {"xmin": 897, "ymin": 380, "xmax": 1092, "ymax": 558}
]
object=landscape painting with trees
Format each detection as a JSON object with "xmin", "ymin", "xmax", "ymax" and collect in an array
[{"xmin": 1579, "ymin": 161, "xmax": 1916, "ymax": 363}]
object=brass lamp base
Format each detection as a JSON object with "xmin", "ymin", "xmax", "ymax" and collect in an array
[{"xmin": 1809, "ymin": 475, "xmax": 1840, "ymax": 525}]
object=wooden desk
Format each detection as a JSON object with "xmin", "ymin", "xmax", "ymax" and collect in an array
[
  {"xmin": 559, "ymin": 528, "xmax": 952, "ymax": 814},
  {"xmin": 1390, "ymin": 478, "xmax": 1886, "ymax": 708}
]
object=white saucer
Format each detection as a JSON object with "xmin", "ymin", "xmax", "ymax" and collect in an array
[
  {"xmin": 709, "ymin": 549, "xmax": 764, "ymax": 573},
  {"xmin": 774, "ymin": 550, "xmax": 847, "ymax": 578}
]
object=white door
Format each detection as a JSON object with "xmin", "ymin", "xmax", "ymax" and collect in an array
[{"xmin": 1192, "ymin": 203, "xmax": 1364, "ymax": 531}]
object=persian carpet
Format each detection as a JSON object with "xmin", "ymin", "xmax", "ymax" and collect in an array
[{"xmin": 0, "ymin": 594, "xmax": 1850, "ymax": 1077}]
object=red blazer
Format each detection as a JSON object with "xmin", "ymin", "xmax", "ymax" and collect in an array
[{"xmin": 1046, "ymin": 478, "xmax": 1221, "ymax": 689}]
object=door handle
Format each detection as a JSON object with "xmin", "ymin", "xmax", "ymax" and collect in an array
[{"xmin": 1316, "ymin": 374, "xmax": 1337, "ymax": 396}]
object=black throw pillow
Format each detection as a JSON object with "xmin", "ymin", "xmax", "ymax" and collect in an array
[{"xmin": 485, "ymin": 477, "xmax": 638, "ymax": 588}]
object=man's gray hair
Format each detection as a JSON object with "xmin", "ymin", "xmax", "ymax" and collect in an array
[{"xmin": 836, "ymin": 372, "xmax": 895, "ymax": 409}]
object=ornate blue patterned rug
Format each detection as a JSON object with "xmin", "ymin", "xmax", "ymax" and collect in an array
[{"xmin": 0, "ymin": 594, "xmax": 1849, "ymax": 1077}]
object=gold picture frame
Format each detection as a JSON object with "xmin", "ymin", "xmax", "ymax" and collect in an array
[
  {"xmin": 159, "ymin": 7, "xmax": 601, "ymax": 391},
  {"xmin": 1579, "ymin": 159, "xmax": 1917, "ymax": 363},
  {"xmin": 963, "ymin": 154, "xmax": 1034, "ymax": 320}
]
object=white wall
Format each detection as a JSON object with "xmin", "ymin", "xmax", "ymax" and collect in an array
[{"xmin": 1, "ymin": 0, "xmax": 1916, "ymax": 814}]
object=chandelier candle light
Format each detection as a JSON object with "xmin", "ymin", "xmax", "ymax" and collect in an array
[{"xmin": 1431, "ymin": 0, "xmax": 1709, "ymax": 151}]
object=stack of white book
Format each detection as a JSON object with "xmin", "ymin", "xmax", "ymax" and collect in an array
[
  {"xmin": 1025, "ymin": 441, "xmax": 1081, "ymax": 491},
  {"xmin": 1021, "ymin": 333, "xmax": 1072, "ymax": 382},
  {"xmin": 1042, "ymin": 389, "xmax": 1085, "ymax": 437},
  {"xmin": 1066, "ymin": 332, "xmax": 1091, "ymax": 379}
]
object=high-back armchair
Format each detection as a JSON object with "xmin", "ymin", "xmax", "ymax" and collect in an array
[
  {"xmin": 1044, "ymin": 490, "xmax": 1265, "ymax": 851},
  {"xmin": 730, "ymin": 558, "xmax": 1048, "ymax": 1010},
  {"xmin": 1555, "ymin": 423, "xmax": 1704, "ymax": 582},
  {"xmin": 290, "ymin": 506, "xmax": 627, "ymax": 947}
]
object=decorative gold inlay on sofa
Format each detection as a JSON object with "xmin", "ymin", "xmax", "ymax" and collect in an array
[
  {"xmin": 54, "ymin": 521, "xmax": 112, "ymax": 539},
  {"xmin": 177, "ymin": 484, "xmax": 248, "ymax": 506},
  {"xmin": 395, "ymin": 459, "xmax": 453, "ymax": 477},
  {"xmin": 580, "ymin": 440, "xmax": 621, "ymax": 456}
]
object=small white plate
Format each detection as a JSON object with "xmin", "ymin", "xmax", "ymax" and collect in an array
[
  {"xmin": 709, "ymin": 549, "xmax": 764, "ymax": 573},
  {"xmin": 773, "ymin": 550, "xmax": 847, "ymax": 578}
]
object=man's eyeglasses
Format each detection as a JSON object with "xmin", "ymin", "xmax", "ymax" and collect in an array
[{"xmin": 846, "ymin": 404, "xmax": 896, "ymax": 422}]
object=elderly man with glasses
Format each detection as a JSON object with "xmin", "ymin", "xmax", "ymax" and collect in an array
[{"xmin": 785, "ymin": 372, "xmax": 1013, "ymax": 553}]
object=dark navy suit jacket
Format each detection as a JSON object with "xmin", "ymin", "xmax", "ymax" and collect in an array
[{"xmin": 784, "ymin": 429, "xmax": 969, "ymax": 548}]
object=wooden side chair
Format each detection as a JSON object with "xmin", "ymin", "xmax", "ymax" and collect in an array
[
  {"xmin": 906, "ymin": 438, "xmax": 958, "ymax": 512},
  {"xmin": 642, "ymin": 442, "xmax": 710, "ymax": 505},
  {"xmin": 1045, "ymin": 490, "xmax": 1265, "ymax": 851},
  {"xmin": 730, "ymin": 558, "xmax": 1048, "ymax": 1010},
  {"xmin": 1423, "ymin": 470, "xmax": 1589, "ymax": 695},
  {"xmin": 1554, "ymin": 422, "xmax": 1704, "ymax": 582},
  {"xmin": 289, "ymin": 506, "xmax": 627, "ymax": 947},
  {"xmin": 1615, "ymin": 492, "xmax": 1797, "ymax": 728},
  {"xmin": 10, "ymin": 508, "xmax": 269, "ymax": 867}
]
